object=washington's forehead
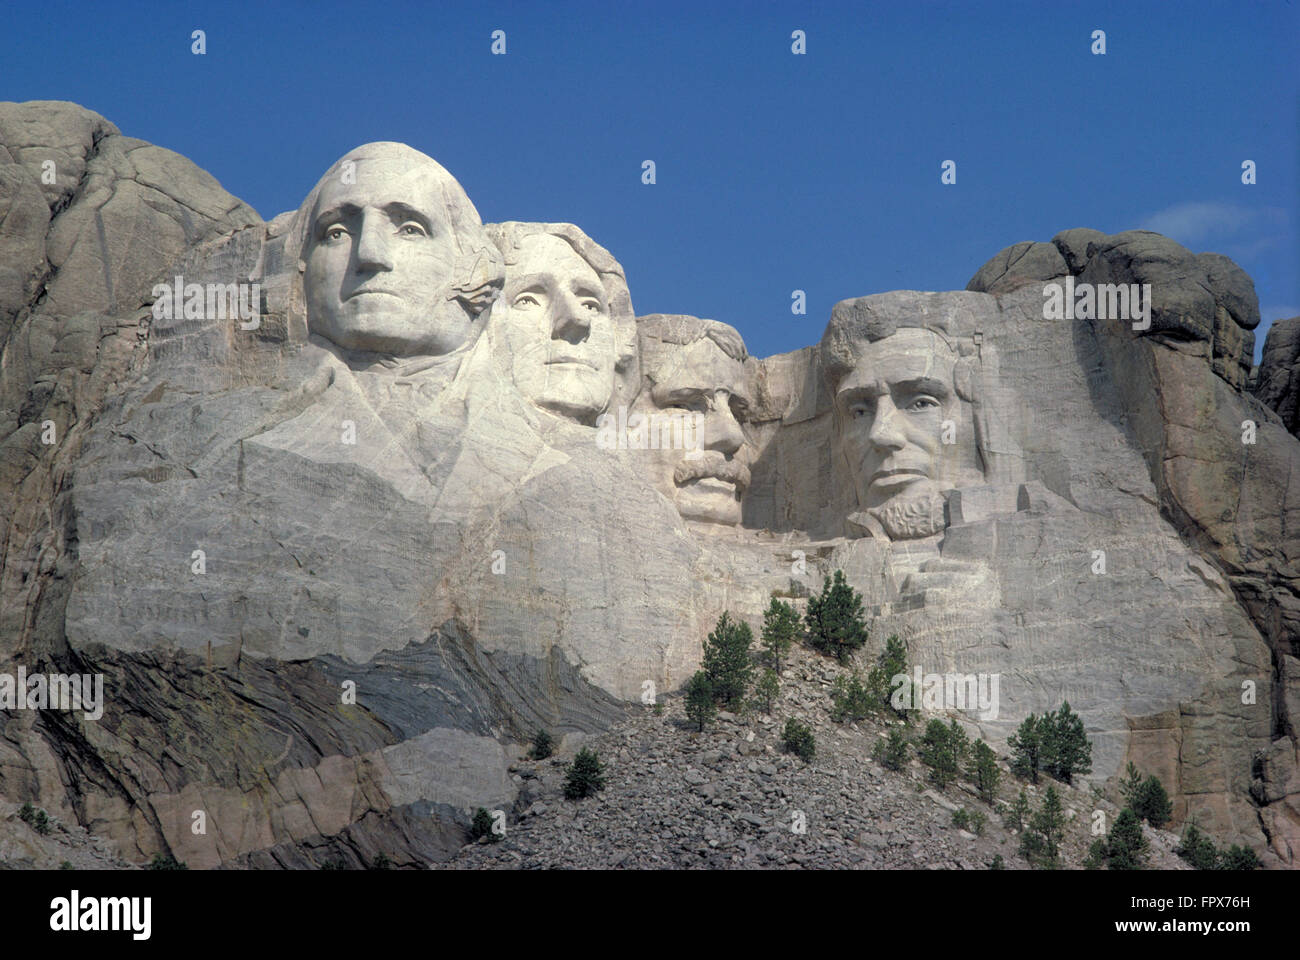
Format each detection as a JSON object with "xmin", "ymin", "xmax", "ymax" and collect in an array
[{"xmin": 313, "ymin": 162, "xmax": 449, "ymax": 213}]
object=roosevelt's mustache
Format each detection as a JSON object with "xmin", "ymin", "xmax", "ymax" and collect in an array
[{"xmin": 674, "ymin": 452, "xmax": 750, "ymax": 494}]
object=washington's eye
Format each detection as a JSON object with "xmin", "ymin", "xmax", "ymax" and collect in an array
[
  {"xmin": 398, "ymin": 221, "xmax": 427, "ymax": 237},
  {"xmin": 323, "ymin": 225, "xmax": 348, "ymax": 242}
]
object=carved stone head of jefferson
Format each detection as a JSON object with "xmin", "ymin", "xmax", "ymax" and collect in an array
[{"xmin": 485, "ymin": 222, "xmax": 637, "ymax": 426}]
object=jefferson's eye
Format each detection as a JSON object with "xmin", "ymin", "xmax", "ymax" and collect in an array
[
  {"xmin": 514, "ymin": 293, "xmax": 541, "ymax": 308},
  {"xmin": 580, "ymin": 299, "xmax": 602, "ymax": 313},
  {"xmin": 398, "ymin": 221, "xmax": 427, "ymax": 237}
]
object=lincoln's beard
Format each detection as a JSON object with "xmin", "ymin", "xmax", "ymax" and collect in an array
[{"xmin": 867, "ymin": 489, "xmax": 947, "ymax": 540}]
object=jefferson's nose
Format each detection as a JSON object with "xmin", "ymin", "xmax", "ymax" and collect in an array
[
  {"xmin": 355, "ymin": 214, "xmax": 394, "ymax": 272},
  {"xmin": 551, "ymin": 291, "xmax": 592, "ymax": 344}
]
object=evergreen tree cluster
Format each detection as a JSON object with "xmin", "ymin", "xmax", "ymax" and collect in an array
[
  {"xmin": 804, "ymin": 570, "xmax": 870, "ymax": 662},
  {"xmin": 701, "ymin": 611, "xmax": 754, "ymax": 707},
  {"xmin": 563, "ymin": 747, "xmax": 606, "ymax": 800},
  {"xmin": 1119, "ymin": 762, "xmax": 1173, "ymax": 828},
  {"xmin": 1176, "ymin": 823, "xmax": 1261, "ymax": 870},
  {"xmin": 872, "ymin": 728, "xmax": 909, "ymax": 771},
  {"xmin": 782, "ymin": 717, "xmax": 816, "ymax": 761},
  {"xmin": 1007, "ymin": 702, "xmax": 1092, "ymax": 784},
  {"xmin": 1018, "ymin": 785, "xmax": 1066, "ymax": 866}
]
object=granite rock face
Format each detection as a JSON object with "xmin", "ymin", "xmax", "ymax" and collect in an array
[
  {"xmin": 1, "ymin": 103, "xmax": 1297, "ymax": 867},
  {"xmin": 1256, "ymin": 315, "xmax": 1300, "ymax": 437}
]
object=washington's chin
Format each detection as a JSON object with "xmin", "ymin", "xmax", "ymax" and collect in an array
[
  {"xmin": 313, "ymin": 305, "xmax": 469, "ymax": 356},
  {"xmin": 675, "ymin": 478, "xmax": 742, "ymax": 525}
]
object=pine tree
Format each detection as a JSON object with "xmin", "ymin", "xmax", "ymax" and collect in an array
[
  {"xmin": 829, "ymin": 672, "xmax": 873, "ymax": 722},
  {"xmin": 1176, "ymin": 822, "xmax": 1219, "ymax": 870},
  {"xmin": 754, "ymin": 667, "xmax": 779, "ymax": 715},
  {"xmin": 761, "ymin": 597, "xmax": 800, "ymax": 675},
  {"xmin": 1119, "ymin": 761, "xmax": 1143, "ymax": 806},
  {"xmin": 873, "ymin": 728, "xmax": 908, "ymax": 771},
  {"xmin": 528, "ymin": 729, "xmax": 554, "ymax": 760},
  {"xmin": 969, "ymin": 738, "xmax": 1000, "ymax": 804},
  {"xmin": 947, "ymin": 718, "xmax": 969, "ymax": 766},
  {"xmin": 867, "ymin": 634, "xmax": 913, "ymax": 718},
  {"xmin": 803, "ymin": 570, "xmax": 869, "ymax": 662},
  {"xmin": 471, "ymin": 807, "xmax": 501, "ymax": 842},
  {"xmin": 684, "ymin": 671, "xmax": 717, "ymax": 731},
  {"xmin": 1008, "ymin": 714, "xmax": 1041, "ymax": 783},
  {"xmin": 1040, "ymin": 701, "xmax": 1092, "ymax": 783},
  {"xmin": 1106, "ymin": 808, "xmax": 1148, "ymax": 870},
  {"xmin": 1083, "ymin": 838, "xmax": 1108, "ymax": 870},
  {"xmin": 1217, "ymin": 844, "xmax": 1261, "ymax": 870},
  {"xmin": 782, "ymin": 717, "xmax": 816, "ymax": 762},
  {"xmin": 1133, "ymin": 775, "xmax": 1173, "ymax": 828},
  {"xmin": 919, "ymin": 719, "xmax": 959, "ymax": 787},
  {"xmin": 1030, "ymin": 786, "xmax": 1066, "ymax": 864},
  {"xmin": 563, "ymin": 747, "xmax": 606, "ymax": 800},
  {"xmin": 702, "ymin": 611, "xmax": 755, "ymax": 707},
  {"xmin": 1004, "ymin": 788, "xmax": 1031, "ymax": 832}
]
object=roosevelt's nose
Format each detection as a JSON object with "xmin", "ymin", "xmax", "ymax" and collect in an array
[
  {"xmin": 354, "ymin": 213, "xmax": 394, "ymax": 273},
  {"xmin": 551, "ymin": 291, "xmax": 592, "ymax": 344},
  {"xmin": 703, "ymin": 391, "xmax": 744, "ymax": 456},
  {"xmin": 866, "ymin": 396, "xmax": 907, "ymax": 452}
]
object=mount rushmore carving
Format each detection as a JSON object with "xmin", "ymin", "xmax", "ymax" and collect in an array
[{"xmin": 2, "ymin": 102, "xmax": 1298, "ymax": 867}]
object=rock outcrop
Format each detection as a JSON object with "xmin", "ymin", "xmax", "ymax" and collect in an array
[{"xmin": 2, "ymin": 102, "xmax": 1296, "ymax": 868}]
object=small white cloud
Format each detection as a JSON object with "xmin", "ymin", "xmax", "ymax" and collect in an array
[{"xmin": 1139, "ymin": 202, "xmax": 1286, "ymax": 246}]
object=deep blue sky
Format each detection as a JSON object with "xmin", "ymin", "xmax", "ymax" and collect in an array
[{"xmin": 4, "ymin": 0, "xmax": 1296, "ymax": 360}]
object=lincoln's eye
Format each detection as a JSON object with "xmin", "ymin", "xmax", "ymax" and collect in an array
[
  {"xmin": 908, "ymin": 396, "xmax": 941, "ymax": 411},
  {"xmin": 398, "ymin": 221, "xmax": 427, "ymax": 237}
]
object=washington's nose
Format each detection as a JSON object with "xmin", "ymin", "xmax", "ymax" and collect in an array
[
  {"xmin": 867, "ymin": 396, "xmax": 907, "ymax": 451},
  {"xmin": 551, "ymin": 292, "xmax": 591, "ymax": 344},
  {"xmin": 703, "ymin": 392, "xmax": 744, "ymax": 456},
  {"xmin": 355, "ymin": 214, "xmax": 394, "ymax": 272}
]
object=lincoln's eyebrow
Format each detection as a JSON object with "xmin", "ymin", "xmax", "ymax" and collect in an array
[
  {"xmin": 837, "ymin": 381, "xmax": 887, "ymax": 404},
  {"xmin": 892, "ymin": 376, "xmax": 951, "ymax": 397}
]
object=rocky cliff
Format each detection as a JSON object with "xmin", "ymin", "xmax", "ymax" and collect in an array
[{"xmin": 1, "ymin": 102, "xmax": 1295, "ymax": 867}]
